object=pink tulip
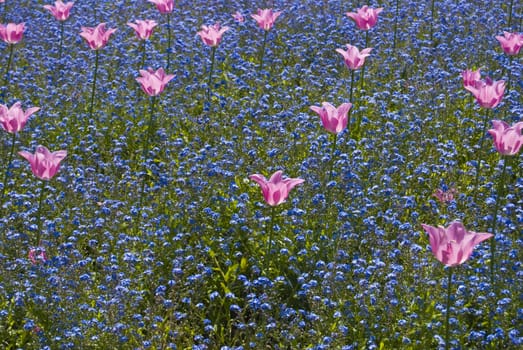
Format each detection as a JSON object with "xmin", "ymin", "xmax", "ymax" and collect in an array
[
  {"xmin": 249, "ymin": 170, "xmax": 304, "ymax": 206},
  {"xmin": 421, "ymin": 221, "xmax": 493, "ymax": 267},
  {"xmin": 233, "ymin": 11, "xmax": 245, "ymax": 23},
  {"xmin": 488, "ymin": 120, "xmax": 523, "ymax": 156},
  {"xmin": 495, "ymin": 31, "xmax": 523, "ymax": 56},
  {"xmin": 80, "ymin": 23, "xmax": 117, "ymax": 50},
  {"xmin": 433, "ymin": 188, "xmax": 457, "ymax": 203},
  {"xmin": 19, "ymin": 145, "xmax": 67, "ymax": 181},
  {"xmin": 0, "ymin": 23, "xmax": 25, "ymax": 44},
  {"xmin": 0, "ymin": 102, "xmax": 40, "ymax": 134},
  {"xmin": 43, "ymin": 1, "xmax": 74, "ymax": 21},
  {"xmin": 346, "ymin": 5, "xmax": 383, "ymax": 30},
  {"xmin": 462, "ymin": 68, "xmax": 481, "ymax": 90},
  {"xmin": 336, "ymin": 44, "xmax": 372, "ymax": 70},
  {"xmin": 127, "ymin": 19, "xmax": 158, "ymax": 40},
  {"xmin": 251, "ymin": 8, "xmax": 282, "ymax": 31},
  {"xmin": 148, "ymin": 0, "xmax": 174, "ymax": 14},
  {"xmin": 28, "ymin": 247, "xmax": 47, "ymax": 264},
  {"xmin": 310, "ymin": 102, "xmax": 352, "ymax": 134},
  {"xmin": 197, "ymin": 23, "xmax": 229, "ymax": 47},
  {"xmin": 465, "ymin": 77, "xmax": 505, "ymax": 109},
  {"xmin": 136, "ymin": 67, "xmax": 175, "ymax": 96}
]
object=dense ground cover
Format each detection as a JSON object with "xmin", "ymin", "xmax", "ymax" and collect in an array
[{"xmin": 0, "ymin": 0, "xmax": 522, "ymax": 349}]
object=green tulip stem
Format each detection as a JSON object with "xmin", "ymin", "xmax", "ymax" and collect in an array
[
  {"xmin": 489, "ymin": 156, "xmax": 508, "ymax": 290},
  {"xmin": 3, "ymin": 44, "xmax": 14, "ymax": 94},
  {"xmin": 140, "ymin": 40, "xmax": 147, "ymax": 70},
  {"xmin": 207, "ymin": 46, "xmax": 216, "ymax": 102},
  {"xmin": 393, "ymin": 0, "xmax": 400, "ymax": 51},
  {"xmin": 473, "ymin": 108, "xmax": 490, "ymax": 201},
  {"xmin": 88, "ymin": 50, "xmax": 100, "ymax": 128},
  {"xmin": 166, "ymin": 13, "xmax": 172, "ymax": 71},
  {"xmin": 35, "ymin": 180, "xmax": 46, "ymax": 246},
  {"xmin": 444, "ymin": 267, "xmax": 452, "ymax": 350},
  {"xmin": 265, "ymin": 205, "xmax": 276, "ymax": 272},
  {"xmin": 58, "ymin": 21, "xmax": 65, "ymax": 62},
  {"xmin": 1, "ymin": 132, "xmax": 16, "ymax": 209},
  {"xmin": 138, "ymin": 95, "xmax": 156, "ymax": 212},
  {"xmin": 259, "ymin": 30, "xmax": 268, "ymax": 71}
]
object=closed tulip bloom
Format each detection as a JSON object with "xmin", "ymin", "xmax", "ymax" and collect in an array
[
  {"xmin": 233, "ymin": 11, "xmax": 245, "ymax": 23},
  {"xmin": 43, "ymin": 1, "xmax": 74, "ymax": 21},
  {"xmin": 346, "ymin": 5, "xmax": 383, "ymax": 30},
  {"xmin": 252, "ymin": 8, "xmax": 282, "ymax": 31},
  {"xmin": 433, "ymin": 188, "xmax": 457, "ymax": 203},
  {"xmin": 148, "ymin": 0, "xmax": 174, "ymax": 14},
  {"xmin": 249, "ymin": 170, "xmax": 304, "ymax": 206},
  {"xmin": 421, "ymin": 221, "xmax": 493, "ymax": 267},
  {"xmin": 0, "ymin": 102, "xmax": 40, "ymax": 134},
  {"xmin": 0, "ymin": 23, "xmax": 25, "ymax": 44},
  {"xmin": 136, "ymin": 67, "xmax": 175, "ymax": 96},
  {"xmin": 488, "ymin": 120, "xmax": 523, "ymax": 156},
  {"xmin": 127, "ymin": 19, "xmax": 158, "ymax": 40},
  {"xmin": 80, "ymin": 23, "xmax": 117, "ymax": 50},
  {"xmin": 310, "ymin": 102, "xmax": 352, "ymax": 134},
  {"xmin": 336, "ymin": 44, "xmax": 372, "ymax": 70},
  {"xmin": 28, "ymin": 247, "xmax": 47, "ymax": 264},
  {"xmin": 462, "ymin": 68, "xmax": 481, "ymax": 90},
  {"xmin": 19, "ymin": 145, "xmax": 67, "ymax": 181},
  {"xmin": 495, "ymin": 31, "xmax": 523, "ymax": 56}
]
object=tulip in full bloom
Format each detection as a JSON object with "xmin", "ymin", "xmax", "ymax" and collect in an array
[
  {"xmin": 249, "ymin": 170, "xmax": 304, "ymax": 206},
  {"xmin": 310, "ymin": 102, "xmax": 352, "ymax": 134},
  {"xmin": 488, "ymin": 120, "xmax": 523, "ymax": 156},
  {"xmin": 421, "ymin": 221, "xmax": 493, "ymax": 266},
  {"xmin": 233, "ymin": 11, "xmax": 245, "ymax": 23},
  {"xmin": 252, "ymin": 8, "xmax": 282, "ymax": 31},
  {"xmin": 336, "ymin": 44, "xmax": 372, "ymax": 70},
  {"xmin": 148, "ymin": 0, "xmax": 174, "ymax": 14},
  {"xmin": 346, "ymin": 5, "xmax": 383, "ymax": 30},
  {"xmin": 43, "ymin": 1, "xmax": 74, "ymax": 21},
  {"xmin": 80, "ymin": 23, "xmax": 117, "ymax": 50},
  {"xmin": 495, "ymin": 31, "xmax": 523, "ymax": 56},
  {"xmin": 19, "ymin": 145, "xmax": 67, "ymax": 181},
  {"xmin": 136, "ymin": 67, "xmax": 175, "ymax": 96},
  {"xmin": 127, "ymin": 19, "xmax": 158, "ymax": 40},
  {"xmin": 462, "ymin": 68, "xmax": 481, "ymax": 90},
  {"xmin": 0, "ymin": 102, "xmax": 40, "ymax": 134},
  {"xmin": 0, "ymin": 23, "xmax": 25, "ymax": 44},
  {"xmin": 464, "ymin": 77, "xmax": 505, "ymax": 109},
  {"xmin": 197, "ymin": 23, "xmax": 229, "ymax": 47}
]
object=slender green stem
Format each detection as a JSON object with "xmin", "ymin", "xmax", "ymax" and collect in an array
[
  {"xmin": 3, "ymin": 44, "xmax": 14, "ymax": 93},
  {"xmin": 166, "ymin": 13, "xmax": 172, "ymax": 71},
  {"xmin": 259, "ymin": 30, "xmax": 268, "ymax": 71},
  {"xmin": 327, "ymin": 133, "xmax": 338, "ymax": 185},
  {"xmin": 489, "ymin": 156, "xmax": 508, "ymax": 290},
  {"xmin": 507, "ymin": 0, "xmax": 513, "ymax": 28},
  {"xmin": 393, "ymin": 0, "xmax": 400, "ymax": 51},
  {"xmin": 207, "ymin": 46, "xmax": 216, "ymax": 102},
  {"xmin": 472, "ymin": 108, "xmax": 490, "ymax": 202},
  {"xmin": 430, "ymin": 0, "xmax": 436, "ymax": 42},
  {"xmin": 1, "ymin": 1, "xmax": 6, "ymax": 23},
  {"xmin": 348, "ymin": 69, "xmax": 355, "ymax": 137},
  {"xmin": 58, "ymin": 21, "xmax": 65, "ymax": 62},
  {"xmin": 444, "ymin": 267, "xmax": 453, "ymax": 350},
  {"xmin": 140, "ymin": 40, "xmax": 147, "ymax": 70},
  {"xmin": 35, "ymin": 180, "xmax": 46, "ymax": 246},
  {"xmin": 1, "ymin": 132, "xmax": 16, "ymax": 209},
  {"xmin": 139, "ymin": 95, "xmax": 156, "ymax": 210},
  {"xmin": 88, "ymin": 50, "xmax": 100, "ymax": 128},
  {"xmin": 359, "ymin": 31, "xmax": 369, "ymax": 92},
  {"xmin": 265, "ymin": 206, "xmax": 276, "ymax": 272}
]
